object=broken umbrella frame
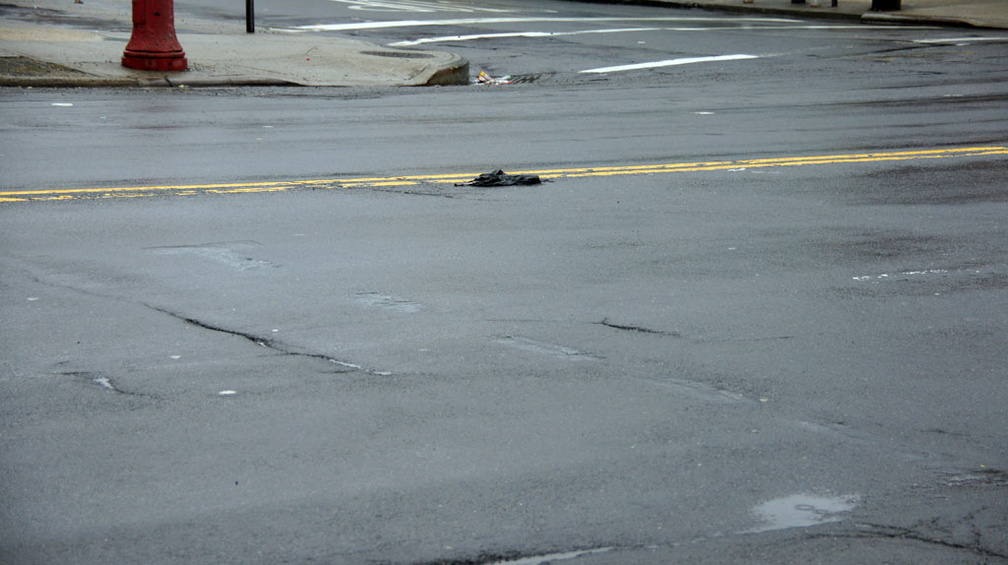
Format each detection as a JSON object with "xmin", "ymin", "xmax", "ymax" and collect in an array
[{"xmin": 456, "ymin": 170, "xmax": 542, "ymax": 187}]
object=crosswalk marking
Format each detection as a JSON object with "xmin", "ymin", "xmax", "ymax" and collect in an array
[
  {"xmin": 580, "ymin": 54, "xmax": 760, "ymax": 74},
  {"xmin": 295, "ymin": 16, "xmax": 801, "ymax": 32},
  {"xmin": 389, "ymin": 27, "xmax": 661, "ymax": 47}
]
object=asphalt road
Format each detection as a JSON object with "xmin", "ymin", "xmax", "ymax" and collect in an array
[
  {"xmin": 2, "ymin": 1, "xmax": 1008, "ymax": 564},
  {"xmin": 3, "ymin": 0, "xmax": 1008, "ymax": 189}
]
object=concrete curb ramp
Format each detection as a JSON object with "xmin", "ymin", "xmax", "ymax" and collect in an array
[{"xmin": 0, "ymin": 25, "xmax": 469, "ymax": 87}]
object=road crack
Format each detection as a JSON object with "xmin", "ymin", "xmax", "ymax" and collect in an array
[
  {"xmin": 145, "ymin": 305, "xmax": 390, "ymax": 375},
  {"xmin": 598, "ymin": 318, "xmax": 682, "ymax": 337},
  {"xmin": 413, "ymin": 545, "xmax": 615, "ymax": 565},
  {"xmin": 826, "ymin": 522, "xmax": 1008, "ymax": 560}
]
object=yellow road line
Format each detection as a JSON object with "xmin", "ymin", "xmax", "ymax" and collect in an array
[{"xmin": 1, "ymin": 146, "xmax": 1004, "ymax": 203}]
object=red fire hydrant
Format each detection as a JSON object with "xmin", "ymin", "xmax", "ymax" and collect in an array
[{"xmin": 122, "ymin": 0, "xmax": 187, "ymax": 71}]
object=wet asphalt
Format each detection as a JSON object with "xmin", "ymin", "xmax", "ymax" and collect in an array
[{"xmin": 2, "ymin": 2, "xmax": 1008, "ymax": 563}]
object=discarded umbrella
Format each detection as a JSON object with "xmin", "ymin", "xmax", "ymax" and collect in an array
[{"xmin": 456, "ymin": 170, "xmax": 542, "ymax": 187}]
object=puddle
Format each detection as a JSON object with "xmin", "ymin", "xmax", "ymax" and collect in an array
[
  {"xmin": 356, "ymin": 292, "xmax": 423, "ymax": 313},
  {"xmin": 58, "ymin": 371, "xmax": 139, "ymax": 396},
  {"xmin": 147, "ymin": 241, "xmax": 276, "ymax": 271},
  {"xmin": 93, "ymin": 377, "xmax": 115, "ymax": 390},
  {"xmin": 486, "ymin": 547, "xmax": 614, "ymax": 565},
  {"xmin": 746, "ymin": 494, "xmax": 858, "ymax": 533},
  {"xmin": 496, "ymin": 335, "xmax": 600, "ymax": 360}
]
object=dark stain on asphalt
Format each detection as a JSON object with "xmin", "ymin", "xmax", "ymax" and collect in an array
[{"xmin": 598, "ymin": 318, "xmax": 682, "ymax": 337}]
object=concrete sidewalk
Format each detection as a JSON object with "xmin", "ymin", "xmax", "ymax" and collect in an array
[
  {"xmin": 0, "ymin": 0, "xmax": 469, "ymax": 87},
  {"xmin": 1, "ymin": 0, "xmax": 1005, "ymax": 88}
]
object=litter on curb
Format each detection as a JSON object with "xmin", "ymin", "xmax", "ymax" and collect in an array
[{"xmin": 474, "ymin": 70, "xmax": 513, "ymax": 85}]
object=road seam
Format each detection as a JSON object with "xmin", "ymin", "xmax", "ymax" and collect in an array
[{"xmin": 2, "ymin": 145, "xmax": 1004, "ymax": 203}]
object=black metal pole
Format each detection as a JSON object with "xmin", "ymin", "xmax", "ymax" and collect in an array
[
  {"xmin": 246, "ymin": 0, "xmax": 254, "ymax": 33},
  {"xmin": 871, "ymin": 0, "xmax": 901, "ymax": 10}
]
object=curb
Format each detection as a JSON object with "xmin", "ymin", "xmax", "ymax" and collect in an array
[
  {"xmin": 0, "ymin": 55, "xmax": 471, "ymax": 88},
  {"xmin": 860, "ymin": 12, "xmax": 981, "ymax": 28},
  {"xmin": 423, "ymin": 57, "xmax": 470, "ymax": 87},
  {"xmin": 625, "ymin": 0, "xmax": 863, "ymax": 21},
  {"xmin": 0, "ymin": 67, "xmax": 300, "ymax": 88}
]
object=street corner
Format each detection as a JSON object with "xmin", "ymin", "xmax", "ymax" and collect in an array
[
  {"xmin": 0, "ymin": 25, "xmax": 132, "ymax": 86},
  {"xmin": 291, "ymin": 37, "xmax": 471, "ymax": 86},
  {"xmin": 0, "ymin": 55, "xmax": 80, "ymax": 83},
  {"xmin": 415, "ymin": 52, "xmax": 470, "ymax": 86},
  {"xmin": 0, "ymin": 54, "xmax": 119, "ymax": 87}
]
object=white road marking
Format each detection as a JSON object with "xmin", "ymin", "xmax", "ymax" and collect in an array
[
  {"xmin": 387, "ymin": 24, "xmax": 909, "ymax": 47},
  {"xmin": 389, "ymin": 27, "xmax": 661, "ymax": 46},
  {"xmin": 486, "ymin": 547, "xmax": 615, "ymax": 565},
  {"xmin": 580, "ymin": 54, "xmax": 760, "ymax": 74},
  {"xmin": 328, "ymin": 0, "xmax": 520, "ymax": 13},
  {"xmin": 295, "ymin": 16, "xmax": 800, "ymax": 32},
  {"xmin": 852, "ymin": 268, "xmax": 956, "ymax": 281},
  {"xmin": 912, "ymin": 36, "xmax": 1008, "ymax": 44}
]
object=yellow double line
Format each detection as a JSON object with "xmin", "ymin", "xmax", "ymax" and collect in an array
[{"xmin": 2, "ymin": 145, "xmax": 1004, "ymax": 203}]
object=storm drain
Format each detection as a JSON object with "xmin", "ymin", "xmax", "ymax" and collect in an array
[{"xmin": 360, "ymin": 50, "xmax": 436, "ymax": 59}]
